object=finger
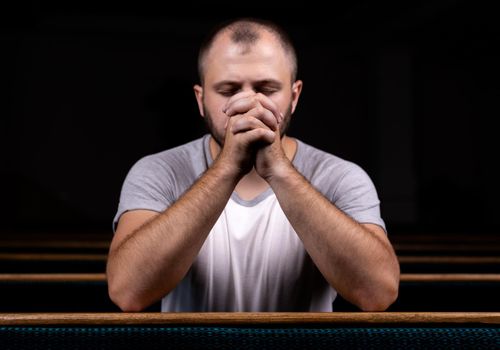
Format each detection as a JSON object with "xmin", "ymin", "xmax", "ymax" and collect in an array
[
  {"xmin": 224, "ymin": 97, "xmax": 256, "ymax": 117},
  {"xmin": 245, "ymin": 106, "xmax": 278, "ymax": 131},
  {"xmin": 225, "ymin": 93, "xmax": 282, "ymax": 124},
  {"xmin": 222, "ymin": 91, "xmax": 255, "ymax": 113},
  {"xmin": 254, "ymin": 93, "xmax": 283, "ymax": 124},
  {"xmin": 230, "ymin": 115, "xmax": 271, "ymax": 134},
  {"xmin": 226, "ymin": 100, "xmax": 278, "ymax": 131},
  {"xmin": 243, "ymin": 127, "xmax": 276, "ymax": 145}
]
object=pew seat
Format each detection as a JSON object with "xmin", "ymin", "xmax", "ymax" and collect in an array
[
  {"xmin": 0, "ymin": 312, "xmax": 498, "ymax": 349},
  {"xmin": 0, "ymin": 274, "xmax": 499, "ymax": 312}
]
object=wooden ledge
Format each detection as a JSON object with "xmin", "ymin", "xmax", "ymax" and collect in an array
[
  {"xmin": 0, "ymin": 312, "xmax": 499, "ymax": 326},
  {"xmin": 2, "ymin": 254, "xmax": 500, "ymax": 264},
  {"xmin": 398, "ymin": 256, "xmax": 500, "ymax": 264},
  {"xmin": 0, "ymin": 273, "xmax": 106, "ymax": 282},
  {"xmin": 0, "ymin": 253, "xmax": 108, "ymax": 261},
  {"xmin": 401, "ymin": 274, "xmax": 500, "ymax": 282},
  {"xmin": 1, "ymin": 273, "xmax": 500, "ymax": 283}
]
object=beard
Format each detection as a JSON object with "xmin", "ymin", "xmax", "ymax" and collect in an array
[{"xmin": 203, "ymin": 102, "xmax": 293, "ymax": 148}]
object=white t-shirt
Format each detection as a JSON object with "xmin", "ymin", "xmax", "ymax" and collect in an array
[{"xmin": 113, "ymin": 134, "xmax": 386, "ymax": 311}]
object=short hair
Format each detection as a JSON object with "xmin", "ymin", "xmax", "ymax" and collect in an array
[{"xmin": 197, "ymin": 18, "xmax": 298, "ymax": 84}]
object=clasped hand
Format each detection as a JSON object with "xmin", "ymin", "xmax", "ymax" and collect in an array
[{"xmin": 218, "ymin": 91, "xmax": 289, "ymax": 180}]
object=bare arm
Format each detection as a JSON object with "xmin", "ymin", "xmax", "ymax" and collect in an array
[
  {"xmin": 264, "ymin": 159, "xmax": 400, "ymax": 311},
  {"xmin": 106, "ymin": 160, "xmax": 240, "ymax": 311},
  {"xmin": 224, "ymin": 90, "xmax": 399, "ymax": 311},
  {"xmin": 107, "ymin": 93, "xmax": 278, "ymax": 311}
]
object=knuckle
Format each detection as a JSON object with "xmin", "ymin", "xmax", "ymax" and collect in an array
[
  {"xmin": 255, "ymin": 105, "xmax": 265, "ymax": 115},
  {"xmin": 242, "ymin": 114, "xmax": 253, "ymax": 123},
  {"xmin": 267, "ymin": 109, "xmax": 277, "ymax": 120},
  {"xmin": 254, "ymin": 128, "xmax": 266, "ymax": 137},
  {"xmin": 251, "ymin": 95, "xmax": 260, "ymax": 105}
]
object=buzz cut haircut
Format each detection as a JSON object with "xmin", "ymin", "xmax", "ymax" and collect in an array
[{"xmin": 197, "ymin": 18, "xmax": 298, "ymax": 84}]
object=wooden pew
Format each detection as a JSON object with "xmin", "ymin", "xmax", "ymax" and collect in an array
[
  {"xmin": 0, "ymin": 233, "xmax": 110, "ymax": 253},
  {"xmin": 2, "ymin": 232, "xmax": 499, "ymax": 255},
  {"xmin": 1, "ymin": 253, "xmax": 499, "ymax": 273},
  {"xmin": 0, "ymin": 273, "xmax": 121, "ymax": 312},
  {"xmin": 0, "ymin": 253, "xmax": 107, "ymax": 273},
  {"xmin": 392, "ymin": 233, "xmax": 500, "ymax": 255},
  {"xmin": 1, "ymin": 232, "xmax": 499, "ymax": 274},
  {"xmin": 0, "ymin": 312, "xmax": 498, "ymax": 349},
  {"xmin": 1, "ymin": 233, "xmax": 499, "ymax": 313},
  {"xmin": 1, "ymin": 273, "xmax": 499, "ymax": 312}
]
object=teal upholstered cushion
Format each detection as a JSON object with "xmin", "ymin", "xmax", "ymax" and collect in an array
[{"xmin": 1, "ymin": 326, "xmax": 499, "ymax": 349}]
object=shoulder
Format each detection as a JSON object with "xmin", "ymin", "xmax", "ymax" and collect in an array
[
  {"xmin": 293, "ymin": 139, "xmax": 385, "ymax": 229},
  {"xmin": 293, "ymin": 138, "xmax": 375, "ymax": 200},
  {"xmin": 125, "ymin": 135, "xmax": 209, "ymax": 186},
  {"xmin": 133, "ymin": 136, "xmax": 208, "ymax": 173},
  {"xmin": 119, "ymin": 134, "xmax": 209, "ymax": 202},
  {"xmin": 293, "ymin": 138, "xmax": 362, "ymax": 180},
  {"xmin": 121, "ymin": 135, "xmax": 209, "ymax": 195}
]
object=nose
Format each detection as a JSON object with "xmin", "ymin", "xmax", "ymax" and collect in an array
[{"xmin": 242, "ymin": 84, "xmax": 257, "ymax": 94}]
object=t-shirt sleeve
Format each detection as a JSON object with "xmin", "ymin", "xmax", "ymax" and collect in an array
[
  {"xmin": 112, "ymin": 156, "xmax": 175, "ymax": 232},
  {"xmin": 331, "ymin": 164, "xmax": 386, "ymax": 233}
]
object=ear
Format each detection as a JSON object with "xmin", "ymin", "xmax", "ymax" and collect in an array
[
  {"xmin": 193, "ymin": 84, "xmax": 205, "ymax": 117},
  {"xmin": 291, "ymin": 80, "xmax": 303, "ymax": 114}
]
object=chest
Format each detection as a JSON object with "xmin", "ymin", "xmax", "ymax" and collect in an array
[{"xmin": 194, "ymin": 196, "xmax": 307, "ymax": 281}]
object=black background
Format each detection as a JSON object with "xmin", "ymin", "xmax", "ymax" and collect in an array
[{"xmin": 2, "ymin": 0, "xmax": 499, "ymax": 236}]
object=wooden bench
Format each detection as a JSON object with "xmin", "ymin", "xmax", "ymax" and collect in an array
[
  {"xmin": 1, "ymin": 253, "xmax": 499, "ymax": 273},
  {"xmin": 392, "ymin": 233, "xmax": 500, "ymax": 255},
  {"xmin": 0, "ymin": 273, "xmax": 499, "ymax": 312},
  {"xmin": 3, "ymin": 272, "xmax": 499, "ymax": 282},
  {"xmin": 1, "ymin": 233, "xmax": 499, "ymax": 312},
  {"xmin": 2, "ymin": 232, "xmax": 499, "ymax": 255},
  {"xmin": 0, "ymin": 312, "xmax": 498, "ymax": 349},
  {"xmin": 0, "ymin": 233, "xmax": 110, "ymax": 254}
]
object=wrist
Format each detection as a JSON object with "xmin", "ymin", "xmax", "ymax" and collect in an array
[
  {"xmin": 211, "ymin": 156, "xmax": 246, "ymax": 184},
  {"xmin": 264, "ymin": 158, "xmax": 296, "ymax": 186}
]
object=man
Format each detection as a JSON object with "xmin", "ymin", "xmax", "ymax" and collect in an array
[{"xmin": 107, "ymin": 18, "xmax": 400, "ymax": 312}]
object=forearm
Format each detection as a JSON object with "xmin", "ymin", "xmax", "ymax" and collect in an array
[
  {"xmin": 268, "ymin": 163, "xmax": 399, "ymax": 311},
  {"xmin": 107, "ymin": 160, "xmax": 239, "ymax": 311}
]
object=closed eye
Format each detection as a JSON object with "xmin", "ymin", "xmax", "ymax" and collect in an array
[
  {"xmin": 257, "ymin": 87, "xmax": 279, "ymax": 95},
  {"xmin": 217, "ymin": 89, "xmax": 239, "ymax": 97}
]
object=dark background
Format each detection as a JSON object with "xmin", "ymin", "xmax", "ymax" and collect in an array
[{"xmin": 2, "ymin": 0, "xmax": 499, "ymax": 236}]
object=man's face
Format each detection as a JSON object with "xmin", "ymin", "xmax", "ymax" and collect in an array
[{"xmin": 194, "ymin": 31, "xmax": 302, "ymax": 146}]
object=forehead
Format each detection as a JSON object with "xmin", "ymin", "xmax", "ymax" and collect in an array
[{"xmin": 203, "ymin": 31, "xmax": 292, "ymax": 83}]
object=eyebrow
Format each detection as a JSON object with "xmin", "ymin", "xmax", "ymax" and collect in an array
[{"xmin": 212, "ymin": 79, "xmax": 283, "ymax": 89}]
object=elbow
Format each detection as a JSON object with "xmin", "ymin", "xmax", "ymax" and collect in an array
[
  {"xmin": 111, "ymin": 295, "xmax": 146, "ymax": 313},
  {"xmin": 107, "ymin": 275, "xmax": 148, "ymax": 312},
  {"xmin": 359, "ymin": 285, "xmax": 398, "ymax": 312},
  {"xmin": 355, "ymin": 273, "xmax": 400, "ymax": 312}
]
